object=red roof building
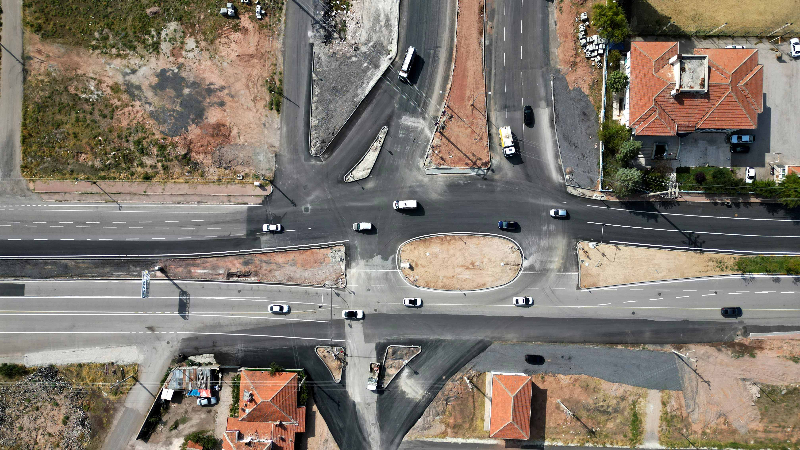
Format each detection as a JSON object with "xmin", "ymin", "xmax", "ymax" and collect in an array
[
  {"xmin": 223, "ymin": 370, "xmax": 306, "ymax": 450},
  {"xmin": 490, "ymin": 374, "xmax": 532, "ymax": 440},
  {"xmin": 627, "ymin": 42, "xmax": 763, "ymax": 136}
]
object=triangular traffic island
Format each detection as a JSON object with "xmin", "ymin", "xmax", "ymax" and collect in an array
[
  {"xmin": 381, "ymin": 345, "xmax": 422, "ymax": 389},
  {"xmin": 315, "ymin": 346, "xmax": 346, "ymax": 383}
]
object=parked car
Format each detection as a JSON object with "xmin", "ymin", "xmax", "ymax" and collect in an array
[
  {"xmin": 263, "ymin": 223, "xmax": 282, "ymax": 232},
  {"xmin": 498, "ymin": 220, "xmax": 518, "ymax": 230},
  {"xmin": 523, "ymin": 105, "xmax": 534, "ymax": 127},
  {"xmin": 393, "ymin": 200, "xmax": 418, "ymax": 210},
  {"xmin": 524, "ymin": 354, "xmax": 545, "ymax": 365},
  {"xmin": 268, "ymin": 304, "xmax": 290, "ymax": 314},
  {"xmin": 730, "ymin": 145, "xmax": 750, "ymax": 153},
  {"xmin": 730, "ymin": 134, "xmax": 754, "ymax": 144},
  {"xmin": 342, "ymin": 310, "xmax": 365, "ymax": 319},
  {"xmin": 197, "ymin": 397, "xmax": 218, "ymax": 406},
  {"xmin": 790, "ymin": 38, "xmax": 800, "ymax": 58},
  {"xmin": 513, "ymin": 296, "xmax": 534, "ymax": 306},
  {"xmin": 725, "ymin": 45, "xmax": 746, "ymax": 49},
  {"xmin": 720, "ymin": 307, "xmax": 743, "ymax": 318},
  {"xmin": 549, "ymin": 209, "xmax": 568, "ymax": 219},
  {"xmin": 745, "ymin": 167, "xmax": 756, "ymax": 184},
  {"xmin": 403, "ymin": 298, "xmax": 422, "ymax": 307},
  {"xmin": 353, "ymin": 222, "xmax": 373, "ymax": 232}
]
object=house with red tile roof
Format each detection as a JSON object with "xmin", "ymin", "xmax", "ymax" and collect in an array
[
  {"xmin": 185, "ymin": 441, "xmax": 204, "ymax": 450},
  {"xmin": 223, "ymin": 370, "xmax": 306, "ymax": 450},
  {"xmin": 625, "ymin": 42, "xmax": 763, "ymax": 136},
  {"xmin": 489, "ymin": 373, "xmax": 532, "ymax": 440}
]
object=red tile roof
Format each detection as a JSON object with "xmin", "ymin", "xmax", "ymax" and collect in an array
[
  {"xmin": 490, "ymin": 374, "xmax": 532, "ymax": 440},
  {"xmin": 223, "ymin": 371, "xmax": 306, "ymax": 450},
  {"xmin": 186, "ymin": 442, "xmax": 204, "ymax": 450},
  {"xmin": 629, "ymin": 42, "xmax": 763, "ymax": 136}
]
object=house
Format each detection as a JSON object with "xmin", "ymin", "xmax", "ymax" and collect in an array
[
  {"xmin": 161, "ymin": 366, "xmax": 219, "ymax": 401},
  {"xmin": 489, "ymin": 373, "xmax": 532, "ymax": 440},
  {"xmin": 185, "ymin": 441, "xmax": 204, "ymax": 450},
  {"xmin": 625, "ymin": 42, "xmax": 763, "ymax": 136},
  {"xmin": 223, "ymin": 370, "xmax": 306, "ymax": 450},
  {"xmin": 773, "ymin": 165, "xmax": 800, "ymax": 183}
]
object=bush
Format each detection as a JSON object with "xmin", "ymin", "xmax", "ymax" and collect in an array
[
  {"xmin": 607, "ymin": 49, "xmax": 623, "ymax": 70},
  {"xmin": 592, "ymin": 1, "xmax": 629, "ymax": 43},
  {"xmin": 182, "ymin": 431, "xmax": 219, "ymax": 450},
  {"xmin": 229, "ymin": 374, "xmax": 241, "ymax": 418},
  {"xmin": 612, "ymin": 168, "xmax": 643, "ymax": 197},
  {"xmin": 736, "ymin": 256, "xmax": 800, "ymax": 275},
  {"xmin": 616, "ymin": 140, "xmax": 641, "ymax": 164},
  {"xmin": 0, "ymin": 363, "xmax": 31, "ymax": 379},
  {"xmin": 599, "ymin": 120, "xmax": 632, "ymax": 154},
  {"xmin": 694, "ymin": 171, "xmax": 706, "ymax": 184},
  {"xmin": 268, "ymin": 362, "xmax": 284, "ymax": 375},
  {"xmin": 607, "ymin": 70, "xmax": 629, "ymax": 93},
  {"xmin": 778, "ymin": 173, "xmax": 800, "ymax": 208}
]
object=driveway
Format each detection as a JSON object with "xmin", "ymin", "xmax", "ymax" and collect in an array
[{"xmin": 0, "ymin": 0, "xmax": 29, "ymax": 197}]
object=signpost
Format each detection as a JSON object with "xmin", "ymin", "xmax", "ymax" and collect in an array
[{"xmin": 141, "ymin": 270, "xmax": 150, "ymax": 298}]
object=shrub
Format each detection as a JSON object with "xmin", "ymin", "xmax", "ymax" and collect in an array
[
  {"xmin": 778, "ymin": 173, "xmax": 800, "ymax": 208},
  {"xmin": 607, "ymin": 70, "xmax": 629, "ymax": 93},
  {"xmin": 229, "ymin": 374, "xmax": 241, "ymax": 418},
  {"xmin": 607, "ymin": 49, "xmax": 623, "ymax": 70},
  {"xmin": 694, "ymin": 171, "xmax": 706, "ymax": 184},
  {"xmin": 599, "ymin": 120, "xmax": 632, "ymax": 154},
  {"xmin": 268, "ymin": 362, "xmax": 284, "ymax": 375},
  {"xmin": 182, "ymin": 431, "xmax": 219, "ymax": 450},
  {"xmin": 612, "ymin": 168, "xmax": 643, "ymax": 197},
  {"xmin": 592, "ymin": 1, "xmax": 629, "ymax": 43},
  {"xmin": 616, "ymin": 140, "xmax": 641, "ymax": 164},
  {"xmin": 0, "ymin": 363, "xmax": 31, "ymax": 379}
]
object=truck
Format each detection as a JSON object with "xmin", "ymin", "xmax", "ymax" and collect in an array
[
  {"xmin": 398, "ymin": 46, "xmax": 415, "ymax": 83},
  {"xmin": 393, "ymin": 200, "xmax": 418, "ymax": 210},
  {"xmin": 499, "ymin": 126, "xmax": 516, "ymax": 157},
  {"xmin": 367, "ymin": 362, "xmax": 381, "ymax": 391}
]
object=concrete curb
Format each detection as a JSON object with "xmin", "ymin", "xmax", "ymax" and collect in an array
[
  {"xmin": 380, "ymin": 344, "xmax": 421, "ymax": 389},
  {"xmin": 343, "ymin": 125, "xmax": 388, "ymax": 182},
  {"xmin": 395, "ymin": 232, "xmax": 524, "ymax": 293},
  {"xmin": 314, "ymin": 346, "xmax": 345, "ymax": 383}
]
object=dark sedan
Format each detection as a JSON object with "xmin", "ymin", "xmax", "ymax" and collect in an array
[
  {"xmin": 720, "ymin": 307, "xmax": 742, "ymax": 318},
  {"xmin": 498, "ymin": 220, "xmax": 518, "ymax": 231}
]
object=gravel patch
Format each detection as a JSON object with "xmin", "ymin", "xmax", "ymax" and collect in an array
[
  {"xmin": 467, "ymin": 343, "xmax": 683, "ymax": 391},
  {"xmin": 552, "ymin": 73, "xmax": 599, "ymax": 189},
  {"xmin": 345, "ymin": 126, "xmax": 388, "ymax": 182},
  {"xmin": 310, "ymin": 0, "xmax": 399, "ymax": 156}
]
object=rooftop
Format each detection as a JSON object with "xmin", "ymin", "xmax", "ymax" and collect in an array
[{"xmin": 490, "ymin": 374, "xmax": 532, "ymax": 440}]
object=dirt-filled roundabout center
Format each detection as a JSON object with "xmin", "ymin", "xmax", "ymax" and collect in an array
[{"xmin": 396, "ymin": 233, "xmax": 523, "ymax": 291}]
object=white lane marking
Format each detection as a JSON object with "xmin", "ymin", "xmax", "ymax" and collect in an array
[
  {"xmin": 505, "ymin": 83, "xmax": 507, "ymax": 93},
  {"xmin": 586, "ymin": 204, "xmax": 800, "ymax": 223},
  {"xmin": 103, "ymin": 226, "xmax": 117, "ymax": 229},
  {"xmin": 86, "ymin": 222, "xmax": 100, "ymax": 224},
  {"xmin": 76, "ymin": 226, "xmax": 90, "ymax": 228},
  {"xmin": 151, "ymin": 237, "xmax": 166, "ymax": 240},
  {"xmin": 520, "ymin": 45, "xmax": 523, "ymax": 59},
  {"xmin": 208, "ymin": 227, "xmax": 222, "ymax": 230},
  {"xmin": 0, "ymin": 331, "xmax": 344, "ymax": 342},
  {"xmin": 49, "ymin": 226, "xmax": 63, "ymax": 228},
  {"xmin": 520, "ymin": 19, "xmax": 523, "ymax": 33},
  {"xmin": 34, "ymin": 239, "xmax": 48, "ymax": 241},
  {"xmin": 60, "ymin": 239, "xmax": 74, "ymax": 241},
  {"xmin": 0, "ymin": 225, "xmax": 10, "ymax": 227},
  {"xmin": 181, "ymin": 227, "xmax": 194, "ymax": 230},
  {"xmin": 504, "ymin": 52, "xmax": 506, "ymax": 66},
  {"xmin": 625, "ymin": 300, "xmax": 637, "ymax": 303},
  {"xmin": 99, "ymin": 238, "xmax": 112, "ymax": 241},
  {"xmin": 59, "ymin": 222, "xmax": 73, "ymax": 224},
  {"xmin": 630, "ymin": 288, "xmax": 643, "ymax": 291},
  {"xmin": 684, "ymin": 290, "xmax": 697, "ymax": 292},
  {"xmin": 609, "ymin": 240, "xmax": 800, "ymax": 256},
  {"xmin": 129, "ymin": 226, "xmax": 143, "ymax": 229},
  {"xmin": 191, "ymin": 220, "xmax": 205, "ymax": 222},
  {"xmin": 588, "ymin": 221, "xmax": 800, "ymax": 238},
  {"xmin": 504, "ymin": 26, "xmax": 505, "ymax": 41},
  {"xmin": 112, "ymin": 221, "xmax": 126, "ymax": 224},
  {"xmin": 755, "ymin": 291, "xmax": 775, "ymax": 294},
  {"xmin": 33, "ymin": 222, "xmax": 46, "ymax": 224},
  {"xmin": 165, "ymin": 220, "xmax": 179, "ymax": 223},
  {"xmin": 285, "ymin": 229, "xmax": 296, "ymax": 232},
  {"xmin": 781, "ymin": 292, "xmax": 796, "ymax": 294}
]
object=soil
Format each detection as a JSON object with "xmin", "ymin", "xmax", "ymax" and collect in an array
[
  {"xmin": 425, "ymin": 0, "xmax": 489, "ymax": 169},
  {"xmin": 300, "ymin": 399, "xmax": 340, "ymax": 450},
  {"xmin": 133, "ymin": 392, "xmax": 219, "ymax": 450},
  {"xmin": 23, "ymin": 13, "xmax": 281, "ymax": 182},
  {"xmin": 554, "ymin": 0, "xmax": 605, "ymax": 109},
  {"xmin": 315, "ymin": 346, "xmax": 346, "ymax": 383},
  {"xmin": 381, "ymin": 345, "xmax": 421, "ymax": 388},
  {"xmin": 578, "ymin": 242, "xmax": 740, "ymax": 288},
  {"xmin": 399, "ymin": 235, "xmax": 522, "ymax": 291},
  {"xmin": 406, "ymin": 369, "xmax": 486, "ymax": 439},
  {"xmin": 344, "ymin": 126, "xmax": 388, "ymax": 182},
  {"xmin": 0, "ymin": 245, "xmax": 347, "ymax": 287}
]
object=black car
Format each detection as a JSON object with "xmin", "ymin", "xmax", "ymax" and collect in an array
[
  {"xmin": 524, "ymin": 354, "xmax": 545, "ymax": 365},
  {"xmin": 720, "ymin": 307, "xmax": 742, "ymax": 318},
  {"xmin": 498, "ymin": 220, "xmax": 518, "ymax": 230},
  {"xmin": 730, "ymin": 145, "xmax": 750, "ymax": 153},
  {"xmin": 523, "ymin": 105, "xmax": 534, "ymax": 127}
]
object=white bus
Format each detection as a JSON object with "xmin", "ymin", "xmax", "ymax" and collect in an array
[{"xmin": 398, "ymin": 46, "xmax": 415, "ymax": 82}]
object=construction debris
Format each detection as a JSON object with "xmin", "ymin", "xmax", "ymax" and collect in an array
[{"xmin": 576, "ymin": 12, "xmax": 607, "ymax": 67}]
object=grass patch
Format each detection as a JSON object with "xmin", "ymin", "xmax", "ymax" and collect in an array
[
  {"xmin": 0, "ymin": 363, "xmax": 32, "ymax": 380},
  {"xmin": 675, "ymin": 166, "xmax": 745, "ymax": 194},
  {"xmin": 266, "ymin": 67, "xmax": 284, "ymax": 113},
  {"xmin": 23, "ymin": 0, "xmax": 285, "ymax": 55},
  {"xmin": 735, "ymin": 256, "xmax": 800, "ymax": 275},
  {"xmin": 22, "ymin": 71, "xmax": 202, "ymax": 181},
  {"xmin": 628, "ymin": 399, "xmax": 643, "ymax": 447},
  {"xmin": 229, "ymin": 373, "xmax": 241, "ymax": 417},
  {"xmin": 440, "ymin": 372, "xmax": 486, "ymax": 438}
]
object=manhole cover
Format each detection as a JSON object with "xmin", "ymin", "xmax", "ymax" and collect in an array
[{"xmin": 303, "ymin": 205, "xmax": 311, "ymax": 213}]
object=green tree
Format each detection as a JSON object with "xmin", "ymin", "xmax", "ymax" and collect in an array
[
  {"xmin": 778, "ymin": 173, "xmax": 800, "ymax": 208},
  {"xmin": 592, "ymin": 1, "xmax": 629, "ymax": 43},
  {"xmin": 599, "ymin": 120, "xmax": 631, "ymax": 153},
  {"xmin": 616, "ymin": 140, "xmax": 641, "ymax": 164},
  {"xmin": 268, "ymin": 362, "xmax": 284, "ymax": 375},
  {"xmin": 182, "ymin": 431, "xmax": 218, "ymax": 450},
  {"xmin": 612, "ymin": 168, "xmax": 643, "ymax": 197},
  {"xmin": 607, "ymin": 70, "xmax": 629, "ymax": 93},
  {"xmin": 607, "ymin": 49, "xmax": 623, "ymax": 70}
]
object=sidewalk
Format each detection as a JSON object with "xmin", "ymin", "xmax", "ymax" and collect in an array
[
  {"xmin": 29, "ymin": 180, "xmax": 272, "ymax": 204},
  {"xmin": 567, "ymin": 185, "xmax": 781, "ymax": 204}
]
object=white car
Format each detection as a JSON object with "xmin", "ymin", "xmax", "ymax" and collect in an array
[
  {"xmin": 353, "ymin": 222, "xmax": 373, "ymax": 231},
  {"xmin": 403, "ymin": 298, "xmax": 422, "ymax": 307},
  {"xmin": 268, "ymin": 304, "xmax": 290, "ymax": 314},
  {"xmin": 790, "ymin": 38, "xmax": 800, "ymax": 58},
  {"xmin": 342, "ymin": 310, "xmax": 365, "ymax": 319},
  {"xmin": 513, "ymin": 296, "xmax": 534, "ymax": 306},
  {"xmin": 263, "ymin": 224, "xmax": 282, "ymax": 233},
  {"xmin": 197, "ymin": 397, "xmax": 218, "ymax": 406},
  {"xmin": 549, "ymin": 209, "xmax": 568, "ymax": 219},
  {"xmin": 725, "ymin": 45, "xmax": 746, "ymax": 49},
  {"xmin": 730, "ymin": 134, "xmax": 754, "ymax": 144},
  {"xmin": 393, "ymin": 200, "xmax": 418, "ymax": 210},
  {"xmin": 745, "ymin": 167, "xmax": 755, "ymax": 184}
]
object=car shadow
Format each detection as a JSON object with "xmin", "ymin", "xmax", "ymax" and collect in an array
[
  {"xmin": 398, "ymin": 204, "xmax": 425, "ymax": 216},
  {"xmin": 405, "ymin": 54, "xmax": 425, "ymax": 85}
]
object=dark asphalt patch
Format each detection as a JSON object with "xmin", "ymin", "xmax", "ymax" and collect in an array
[
  {"xmin": 0, "ymin": 283, "xmax": 24, "ymax": 296},
  {"xmin": 552, "ymin": 73, "xmax": 600, "ymax": 189}
]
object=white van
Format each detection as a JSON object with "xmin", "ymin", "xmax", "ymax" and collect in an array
[
  {"xmin": 398, "ymin": 46, "xmax": 415, "ymax": 83},
  {"xmin": 393, "ymin": 200, "xmax": 418, "ymax": 210}
]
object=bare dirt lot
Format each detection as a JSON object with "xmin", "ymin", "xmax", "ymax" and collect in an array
[
  {"xmin": 406, "ymin": 369, "xmax": 487, "ymax": 439},
  {"xmin": 399, "ymin": 234, "xmax": 522, "ymax": 290},
  {"xmin": 0, "ymin": 363, "xmax": 138, "ymax": 450},
  {"xmin": 578, "ymin": 242, "xmax": 740, "ymax": 288},
  {"xmin": 0, "ymin": 245, "xmax": 347, "ymax": 287},
  {"xmin": 136, "ymin": 393, "xmax": 219, "ymax": 450},
  {"xmin": 630, "ymin": 0, "xmax": 800, "ymax": 36},
  {"xmin": 555, "ymin": 0, "xmax": 606, "ymax": 110},
  {"xmin": 315, "ymin": 346, "xmax": 346, "ymax": 383},
  {"xmin": 662, "ymin": 339, "xmax": 800, "ymax": 448},
  {"xmin": 22, "ymin": 13, "xmax": 281, "ymax": 182},
  {"xmin": 425, "ymin": 0, "xmax": 489, "ymax": 169},
  {"xmin": 382, "ymin": 345, "xmax": 421, "ymax": 388}
]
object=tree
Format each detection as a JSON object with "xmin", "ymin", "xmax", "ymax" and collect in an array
[
  {"xmin": 612, "ymin": 168, "xmax": 643, "ymax": 197},
  {"xmin": 268, "ymin": 362, "xmax": 284, "ymax": 375},
  {"xmin": 607, "ymin": 70, "xmax": 629, "ymax": 93},
  {"xmin": 616, "ymin": 140, "xmax": 641, "ymax": 164},
  {"xmin": 607, "ymin": 49, "xmax": 623, "ymax": 70},
  {"xmin": 592, "ymin": 1, "xmax": 629, "ymax": 43},
  {"xmin": 693, "ymin": 171, "xmax": 706, "ymax": 184},
  {"xmin": 778, "ymin": 173, "xmax": 800, "ymax": 208},
  {"xmin": 599, "ymin": 120, "xmax": 631, "ymax": 153}
]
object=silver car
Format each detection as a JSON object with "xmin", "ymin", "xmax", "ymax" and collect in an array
[
  {"xmin": 549, "ymin": 209, "xmax": 568, "ymax": 219},
  {"xmin": 513, "ymin": 296, "xmax": 534, "ymax": 306}
]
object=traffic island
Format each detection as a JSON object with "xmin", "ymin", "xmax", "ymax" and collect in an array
[
  {"xmin": 315, "ymin": 346, "xmax": 346, "ymax": 383},
  {"xmin": 381, "ymin": 345, "xmax": 421, "ymax": 389},
  {"xmin": 397, "ymin": 233, "xmax": 522, "ymax": 291}
]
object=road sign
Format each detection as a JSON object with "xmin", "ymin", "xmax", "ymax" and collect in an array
[{"xmin": 141, "ymin": 270, "xmax": 150, "ymax": 298}]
